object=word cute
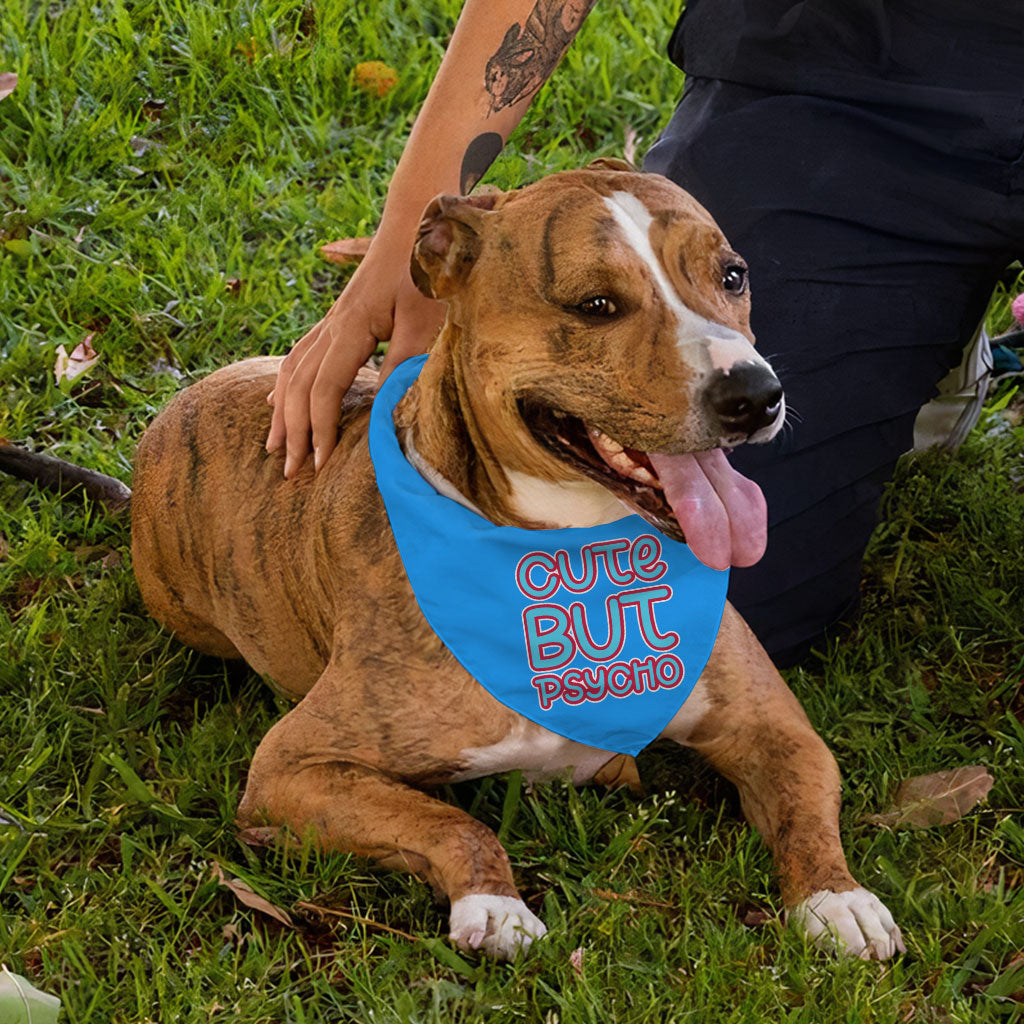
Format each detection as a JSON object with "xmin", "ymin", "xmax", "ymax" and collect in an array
[{"xmin": 515, "ymin": 534, "xmax": 687, "ymax": 711}]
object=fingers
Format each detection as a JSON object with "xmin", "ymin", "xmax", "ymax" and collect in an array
[
  {"xmin": 266, "ymin": 324, "xmax": 320, "ymax": 455},
  {"xmin": 279, "ymin": 326, "xmax": 376, "ymax": 478},
  {"xmin": 267, "ymin": 260, "xmax": 443, "ymax": 477},
  {"xmin": 309, "ymin": 328, "xmax": 379, "ymax": 471}
]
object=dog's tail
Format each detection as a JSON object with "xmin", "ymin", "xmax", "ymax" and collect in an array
[{"xmin": 0, "ymin": 441, "xmax": 131, "ymax": 511}]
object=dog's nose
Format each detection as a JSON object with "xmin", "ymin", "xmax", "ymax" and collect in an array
[{"xmin": 704, "ymin": 363, "xmax": 784, "ymax": 438}]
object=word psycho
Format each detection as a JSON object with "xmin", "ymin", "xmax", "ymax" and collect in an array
[{"xmin": 516, "ymin": 535, "xmax": 688, "ymax": 710}]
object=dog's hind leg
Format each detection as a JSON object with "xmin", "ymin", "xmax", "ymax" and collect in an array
[
  {"xmin": 664, "ymin": 604, "xmax": 904, "ymax": 960},
  {"xmin": 238, "ymin": 696, "xmax": 546, "ymax": 960}
]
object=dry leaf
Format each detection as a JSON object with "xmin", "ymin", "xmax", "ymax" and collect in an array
[
  {"xmin": 569, "ymin": 947, "xmax": 584, "ymax": 978},
  {"xmin": 867, "ymin": 766, "xmax": 994, "ymax": 829},
  {"xmin": 741, "ymin": 906, "xmax": 772, "ymax": 928},
  {"xmin": 101, "ymin": 550, "xmax": 123, "ymax": 569},
  {"xmin": 320, "ymin": 237, "xmax": 373, "ymax": 266},
  {"xmin": 0, "ymin": 534, "xmax": 8, "ymax": 560},
  {"xmin": 213, "ymin": 863, "xmax": 294, "ymax": 928},
  {"xmin": 0, "ymin": 73, "xmax": 16, "ymax": 102},
  {"xmin": 54, "ymin": 333, "xmax": 100, "ymax": 385},
  {"xmin": 236, "ymin": 825, "xmax": 282, "ymax": 848}
]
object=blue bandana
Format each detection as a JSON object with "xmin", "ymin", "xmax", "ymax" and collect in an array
[{"xmin": 369, "ymin": 356, "xmax": 729, "ymax": 756}]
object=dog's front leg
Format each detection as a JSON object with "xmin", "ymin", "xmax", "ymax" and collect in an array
[
  {"xmin": 664, "ymin": 605, "xmax": 904, "ymax": 959},
  {"xmin": 237, "ymin": 678, "xmax": 546, "ymax": 960}
]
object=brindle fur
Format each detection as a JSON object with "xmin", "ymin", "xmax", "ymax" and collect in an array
[{"xmin": 132, "ymin": 168, "xmax": 862, "ymax": 930}]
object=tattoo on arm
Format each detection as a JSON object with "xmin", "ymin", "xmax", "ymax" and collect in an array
[
  {"xmin": 484, "ymin": 0, "xmax": 596, "ymax": 114},
  {"xmin": 460, "ymin": 132, "xmax": 504, "ymax": 193}
]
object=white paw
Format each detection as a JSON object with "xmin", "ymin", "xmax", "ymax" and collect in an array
[
  {"xmin": 789, "ymin": 887, "xmax": 905, "ymax": 960},
  {"xmin": 449, "ymin": 894, "xmax": 547, "ymax": 960}
]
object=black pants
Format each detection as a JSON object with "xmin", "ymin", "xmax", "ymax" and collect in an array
[{"xmin": 645, "ymin": 78, "xmax": 1024, "ymax": 663}]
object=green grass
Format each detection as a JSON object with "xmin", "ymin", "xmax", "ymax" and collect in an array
[{"xmin": 1, "ymin": 1, "xmax": 1023, "ymax": 1021}]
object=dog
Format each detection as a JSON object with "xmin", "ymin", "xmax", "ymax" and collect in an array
[{"xmin": 126, "ymin": 163, "xmax": 903, "ymax": 960}]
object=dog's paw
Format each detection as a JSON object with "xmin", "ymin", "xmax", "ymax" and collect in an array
[
  {"xmin": 789, "ymin": 887, "xmax": 905, "ymax": 960},
  {"xmin": 449, "ymin": 894, "xmax": 547, "ymax": 960}
]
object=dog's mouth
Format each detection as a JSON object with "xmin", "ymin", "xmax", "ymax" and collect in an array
[{"xmin": 519, "ymin": 401, "xmax": 767, "ymax": 570}]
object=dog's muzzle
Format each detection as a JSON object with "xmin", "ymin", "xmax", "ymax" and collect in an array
[{"xmin": 703, "ymin": 362, "xmax": 784, "ymax": 441}]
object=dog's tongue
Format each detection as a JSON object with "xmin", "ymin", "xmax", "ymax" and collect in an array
[{"xmin": 648, "ymin": 449, "xmax": 767, "ymax": 570}]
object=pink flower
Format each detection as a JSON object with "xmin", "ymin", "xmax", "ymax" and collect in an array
[{"xmin": 1012, "ymin": 293, "xmax": 1024, "ymax": 328}]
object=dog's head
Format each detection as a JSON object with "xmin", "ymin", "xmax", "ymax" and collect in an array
[{"xmin": 410, "ymin": 164, "xmax": 785, "ymax": 569}]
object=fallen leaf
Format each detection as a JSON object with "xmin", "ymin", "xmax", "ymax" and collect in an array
[
  {"xmin": 54, "ymin": 333, "xmax": 100, "ymax": 386},
  {"xmin": 237, "ymin": 824, "xmax": 282, "ymax": 848},
  {"xmin": 867, "ymin": 766, "xmax": 994, "ymax": 829},
  {"xmin": 213, "ymin": 863, "xmax": 294, "ymax": 928},
  {"xmin": 353, "ymin": 61, "xmax": 398, "ymax": 97},
  {"xmin": 570, "ymin": 947, "xmax": 584, "ymax": 977},
  {"xmin": 0, "ymin": 73, "xmax": 16, "ymax": 102},
  {"xmin": 0, "ymin": 534, "xmax": 7, "ymax": 560},
  {"xmin": 0, "ymin": 966, "xmax": 61, "ymax": 1024},
  {"xmin": 320, "ymin": 237, "xmax": 373, "ymax": 266},
  {"xmin": 740, "ymin": 905, "xmax": 772, "ymax": 928},
  {"xmin": 101, "ymin": 550, "xmax": 123, "ymax": 569},
  {"xmin": 224, "ymin": 277, "xmax": 242, "ymax": 295}
]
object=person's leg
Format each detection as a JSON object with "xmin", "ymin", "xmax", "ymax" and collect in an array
[{"xmin": 645, "ymin": 80, "xmax": 1018, "ymax": 662}]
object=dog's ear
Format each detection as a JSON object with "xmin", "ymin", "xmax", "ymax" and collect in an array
[
  {"xmin": 411, "ymin": 193, "xmax": 501, "ymax": 299},
  {"xmin": 585, "ymin": 157, "xmax": 635, "ymax": 173}
]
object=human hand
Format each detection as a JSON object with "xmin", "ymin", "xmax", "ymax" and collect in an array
[{"xmin": 266, "ymin": 245, "xmax": 446, "ymax": 477}]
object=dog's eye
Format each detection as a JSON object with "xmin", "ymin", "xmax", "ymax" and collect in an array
[
  {"xmin": 575, "ymin": 296, "xmax": 617, "ymax": 317},
  {"xmin": 722, "ymin": 264, "xmax": 748, "ymax": 295}
]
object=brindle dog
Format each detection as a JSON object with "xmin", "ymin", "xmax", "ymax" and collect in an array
[{"xmin": 128, "ymin": 165, "xmax": 903, "ymax": 960}]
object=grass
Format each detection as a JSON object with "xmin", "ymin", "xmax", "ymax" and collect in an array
[{"xmin": 0, "ymin": 0, "xmax": 1022, "ymax": 1020}]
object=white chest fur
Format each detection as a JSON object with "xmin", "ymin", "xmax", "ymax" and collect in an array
[{"xmin": 455, "ymin": 676, "xmax": 712, "ymax": 784}]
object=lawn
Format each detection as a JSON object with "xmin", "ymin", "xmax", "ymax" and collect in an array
[{"xmin": 0, "ymin": 1, "xmax": 1022, "ymax": 1021}]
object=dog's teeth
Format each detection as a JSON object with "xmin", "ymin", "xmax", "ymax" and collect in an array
[
  {"xmin": 587, "ymin": 427, "xmax": 657, "ymax": 486},
  {"xmin": 588, "ymin": 428, "xmax": 624, "ymax": 458}
]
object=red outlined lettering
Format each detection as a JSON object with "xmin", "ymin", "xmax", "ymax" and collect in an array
[
  {"xmin": 653, "ymin": 653, "xmax": 684, "ymax": 690},
  {"xmin": 530, "ymin": 652, "xmax": 686, "ymax": 710},
  {"xmin": 619, "ymin": 586, "xmax": 679, "ymax": 651},
  {"xmin": 630, "ymin": 534, "xmax": 668, "ymax": 583},
  {"xmin": 569, "ymin": 595, "xmax": 626, "ymax": 662},
  {"xmin": 522, "ymin": 604, "xmax": 577, "ymax": 671},
  {"xmin": 531, "ymin": 675, "xmax": 563, "ymax": 710},
  {"xmin": 606, "ymin": 663, "xmax": 640, "ymax": 698},
  {"xmin": 515, "ymin": 551, "xmax": 559, "ymax": 600},
  {"xmin": 560, "ymin": 668, "xmax": 587, "ymax": 705},
  {"xmin": 555, "ymin": 546, "xmax": 598, "ymax": 593},
  {"xmin": 588, "ymin": 539, "xmax": 635, "ymax": 586}
]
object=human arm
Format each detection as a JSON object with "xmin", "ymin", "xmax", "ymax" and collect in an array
[{"xmin": 266, "ymin": 0, "xmax": 597, "ymax": 476}]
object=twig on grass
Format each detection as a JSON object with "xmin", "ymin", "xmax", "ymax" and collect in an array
[
  {"xmin": 588, "ymin": 888, "xmax": 677, "ymax": 911},
  {"xmin": 294, "ymin": 900, "xmax": 420, "ymax": 943},
  {"xmin": 0, "ymin": 441, "xmax": 131, "ymax": 510}
]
